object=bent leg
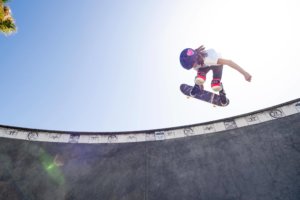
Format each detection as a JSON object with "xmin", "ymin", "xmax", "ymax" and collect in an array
[
  {"xmin": 211, "ymin": 65, "xmax": 223, "ymax": 92},
  {"xmin": 195, "ymin": 67, "xmax": 210, "ymax": 86}
]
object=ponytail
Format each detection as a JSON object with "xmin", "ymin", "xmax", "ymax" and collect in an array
[{"xmin": 194, "ymin": 45, "xmax": 207, "ymax": 66}]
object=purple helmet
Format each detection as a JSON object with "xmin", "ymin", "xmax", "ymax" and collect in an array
[{"xmin": 180, "ymin": 48, "xmax": 197, "ymax": 70}]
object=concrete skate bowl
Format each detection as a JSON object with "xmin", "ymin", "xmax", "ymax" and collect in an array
[{"xmin": 0, "ymin": 99, "xmax": 300, "ymax": 200}]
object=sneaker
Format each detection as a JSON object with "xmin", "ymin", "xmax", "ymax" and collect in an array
[
  {"xmin": 219, "ymin": 88, "xmax": 229, "ymax": 106},
  {"xmin": 211, "ymin": 79, "xmax": 222, "ymax": 92},
  {"xmin": 190, "ymin": 84, "xmax": 201, "ymax": 97},
  {"xmin": 220, "ymin": 94, "xmax": 229, "ymax": 106}
]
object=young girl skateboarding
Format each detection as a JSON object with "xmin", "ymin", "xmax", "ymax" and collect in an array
[{"xmin": 179, "ymin": 45, "xmax": 252, "ymax": 105}]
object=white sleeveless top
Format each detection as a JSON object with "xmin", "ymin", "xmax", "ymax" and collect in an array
[{"xmin": 193, "ymin": 49, "xmax": 221, "ymax": 70}]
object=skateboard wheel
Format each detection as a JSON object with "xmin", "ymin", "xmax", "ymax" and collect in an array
[{"xmin": 221, "ymin": 99, "xmax": 230, "ymax": 106}]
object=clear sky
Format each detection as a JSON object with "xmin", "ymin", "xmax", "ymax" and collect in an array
[{"xmin": 1, "ymin": 0, "xmax": 300, "ymax": 132}]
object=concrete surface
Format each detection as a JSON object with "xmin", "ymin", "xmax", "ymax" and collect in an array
[{"xmin": 0, "ymin": 100, "xmax": 300, "ymax": 200}]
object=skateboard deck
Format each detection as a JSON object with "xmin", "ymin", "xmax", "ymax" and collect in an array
[{"xmin": 180, "ymin": 84, "xmax": 229, "ymax": 107}]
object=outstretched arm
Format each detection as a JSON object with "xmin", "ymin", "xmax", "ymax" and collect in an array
[{"xmin": 217, "ymin": 58, "xmax": 252, "ymax": 82}]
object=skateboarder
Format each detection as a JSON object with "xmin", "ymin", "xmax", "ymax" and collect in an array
[{"xmin": 179, "ymin": 45, "xmax": 252, "ymax": 105}]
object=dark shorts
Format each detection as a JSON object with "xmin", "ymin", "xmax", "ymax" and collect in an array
[{"xmin": 197, "ymin": 65, "xmax": 223, "ymax": 80}]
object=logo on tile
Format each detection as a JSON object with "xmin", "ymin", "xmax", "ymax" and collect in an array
[
  {"xmin": 224, "ymin": 120, "xmax": 238, "ymax": 130},
  {"xmin": 69, "ymin": 134, "xmax": 80, "ymax": 143},
  {"xmin": 269, "ymin": 109, "xmax": 284, "ymax": 119},
  {"xmin": 183, "ymin": 127, "xmax": 194, "ymax": 136},
  {"xmin": 27, "ymin": 132, "xmax": 39, "ymax": 141},
  {"xmin": 246, "ymin": 115, "xmax": 260, "ymax": 123},
  {"xmin": 107, "ymin": 135, "xmax": 118, "ymax": 143}
]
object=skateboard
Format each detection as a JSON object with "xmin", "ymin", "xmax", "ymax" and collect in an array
[{"xmin": 180, "ymin": 84, "xmax": 229, "ymax": 107}]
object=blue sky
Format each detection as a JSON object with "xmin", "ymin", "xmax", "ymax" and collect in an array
[{"xmin": 1, "ymin": 0, "xmax": 300, "ymax": 132}]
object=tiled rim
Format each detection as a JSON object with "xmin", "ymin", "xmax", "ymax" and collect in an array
[{"xmin": 1, "ymin": 99, "xmax": 300, "ymax": 144}]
